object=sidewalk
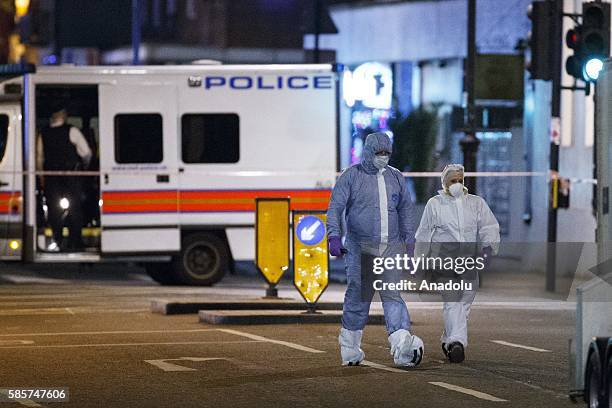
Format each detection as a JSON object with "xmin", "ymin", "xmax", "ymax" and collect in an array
[{"xmin": 151, "ymin": 271, "xmax": 581, "ymax": 313}]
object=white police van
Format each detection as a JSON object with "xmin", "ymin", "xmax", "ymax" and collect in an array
[{"xmin": 0, "ymin": 63, "xmax": 337, "ymax": 285}]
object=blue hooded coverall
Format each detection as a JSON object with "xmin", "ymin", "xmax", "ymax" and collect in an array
[{"xmin": 326, "ymin": 132, "xmax": 416, "ymax": 334}]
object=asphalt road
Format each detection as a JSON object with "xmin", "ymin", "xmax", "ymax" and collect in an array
[{"xmin": 0, "ymin": 264, "xmax": 578, "ymax": 408}]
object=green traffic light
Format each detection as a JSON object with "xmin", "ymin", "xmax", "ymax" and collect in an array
[{"xmin": 584, "ymin": 57, "xmax": 604, "ymax": 81}]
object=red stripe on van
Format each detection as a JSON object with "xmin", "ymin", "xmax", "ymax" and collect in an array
[
  {"xmin": 0, "ymin": 192, "xmax": 22, "ymax": 214},
  {"xmin": 101, "ymin": 189, "xmax": 330, "ymax": 214}
]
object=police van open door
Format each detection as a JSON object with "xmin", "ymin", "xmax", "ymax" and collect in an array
[
  {"xmin": 0, "ymin": 99, "xmax": 22, "ymax": 259},
  {"xmin": 98, "ymin": 83, "xmax": 180, "ymax": 255}
]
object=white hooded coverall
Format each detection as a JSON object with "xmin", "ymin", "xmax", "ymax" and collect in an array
[{"xmin": 415, "ymin": 188, "xmax": 500, "ymax": 348}]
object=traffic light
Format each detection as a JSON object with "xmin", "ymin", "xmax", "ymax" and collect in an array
[
  {"xmin": 565, "ymin": 25, "xmax": 583, "ymax": 79},
  {"xmin": 582, "ymin": 1, "xmax": 610, "ymax": 81},
  {"xmin": 527, "ymin": 1, "xmax": 553, "ymax": 80},
  {"xmin": 565, "ymin": 1, "xmax": 610, "ymax": 82}
]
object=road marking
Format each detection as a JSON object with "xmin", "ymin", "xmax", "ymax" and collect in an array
[
  {"xmin": 490, "ymin": 340, "xmax": 552, "ymax": 353},
  {"xmin": 367, "ymin": 301, "xmax": 576, "ymax": 311},
  {"xmin": 0, "ymin": 307, "xmax": 149, "ymax": 316},
  {"xmin": 429, "ymin": 381, "xmax": 507, "ymax": 402},
  {"xmin": 0, "ymin": 340, "xmax": 262, "ymax": 350},
  {"xmin": 0, "ymin": 340, "xmax": 34, "ymax": 345},
  {"xmin": 0, "ymin": 274, "xmax": 70, "ymax": 284},
  {"xmin": 0, "ymin": 329, "xmax": 218, "ymax": 337},
  {"xmin": 0, "ymin": 308, "xmax": 74, "ymax": 316},
  {"xmin": 145, "ymin": 357, "xmax": 229, "ymax": 372},
  {"xmin": 0, "ymin": 389, "xmax": 44, "ymax": 407},
  {"xmin": 361, "ymin": 360, "xmax": 408, "ymax": 373},
  {"xmin": 217, "ymin": 329, "xmax": 325, "ymax": 354}
]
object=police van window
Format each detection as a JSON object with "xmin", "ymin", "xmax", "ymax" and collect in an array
[
  {"xmin": 0, "ymin": 115, "xmax": 8, "ymax": 163},
  {"xmin": 114, "ymin": 114, "xmax": 163, "ymax": 163},
  {"xmin": 181, "ymin": 114, "xmax": 239, "ymax": 163}
]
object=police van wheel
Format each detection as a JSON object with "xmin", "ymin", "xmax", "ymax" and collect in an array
[
  {"xmin": 145, "ymin": 263, "xmax": 178, "ymax": 285},
  {"xmin": 173, "ymin": 233, "xmax": 228, "ymax": 286}
]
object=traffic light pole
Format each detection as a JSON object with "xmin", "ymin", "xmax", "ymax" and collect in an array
[
  {"xmin": 547, "ymin": 0, "xmax": 563, "ymax": 292},
  {"xmin": 461, "ymin": 0, "xmax": 480, "ymax": 194},
  {"xmin": 542, "ymin": 1, "xmax": 609, "ymax": 292},
  {"xmin": 132, "ymin": 0, "xmax": 141, "ymax": 65}
]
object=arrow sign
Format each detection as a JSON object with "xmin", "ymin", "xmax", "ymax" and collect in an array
[
  {"xmin": 296, "ymin": 215, "xmax": 325, "ymax": 246},
  {"xmin": 300, "ymin": 220, "xmax": 321, "ymax": 241}
]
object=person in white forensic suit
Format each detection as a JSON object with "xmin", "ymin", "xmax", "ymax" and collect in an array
[{"xmin": 415, "ymin": 164, "xmax": 500, "ymax": 363}]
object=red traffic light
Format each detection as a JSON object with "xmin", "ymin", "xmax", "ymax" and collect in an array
[{"xmin": 566, "ymin": 28, "xmax": 579, "ymax": 49}]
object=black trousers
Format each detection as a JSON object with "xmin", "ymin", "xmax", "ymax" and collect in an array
[{"xmin": 45, "ymin": 176, "xmax": 84, "ymax": 248}]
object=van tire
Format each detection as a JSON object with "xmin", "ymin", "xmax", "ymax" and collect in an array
[
  {"xmin": 145, "ymin": 263, "xmax": 178, "ymax": 285},
  {"xmin": 172, "ymin": 233, "xmax": 228, "ymax": 286}
]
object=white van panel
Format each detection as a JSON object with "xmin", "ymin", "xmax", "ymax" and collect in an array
[
  {"xmin": 101, "ymin": 229, "xmax": 180, "ymax": 253},
  {"xmin": 226, "ymin": 228, "xmax": 254, "ymax": 260}
]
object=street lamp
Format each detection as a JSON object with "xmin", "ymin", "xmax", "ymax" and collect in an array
[{"xmin": 14, "ymin": 0, "xmax": 30, "ymax": 19}]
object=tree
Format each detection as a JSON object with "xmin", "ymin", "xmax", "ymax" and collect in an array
[{"xmin": 389, "ymin": 107, "xmax": 439, "ymax": 203}]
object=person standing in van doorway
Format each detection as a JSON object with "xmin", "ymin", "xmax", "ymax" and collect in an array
[{"xmin": 36, "ymin": 106, "xmax": 92, "ymax": 252}]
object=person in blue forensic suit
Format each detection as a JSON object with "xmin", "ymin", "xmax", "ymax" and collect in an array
[
  {"xmin": 326, "ymin": 132, "xmax": 424, "ymax": 367},
  {"xmin": 415, "ymin": 163, "xmax": 500, "ymax": 363}
]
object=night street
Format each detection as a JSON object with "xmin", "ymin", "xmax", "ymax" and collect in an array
[{"xmin": 0, "ymin": 265, "xmax": 575, "ymax": 408}]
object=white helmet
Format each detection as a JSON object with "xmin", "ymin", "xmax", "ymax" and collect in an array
[{"xmin": 389, "ymin": 329, "xmax": 424, "ymax": 367}]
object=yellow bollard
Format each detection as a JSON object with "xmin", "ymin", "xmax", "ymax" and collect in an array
[
  {"xmin": 255, "ymin": 198, "xmax": 290, "ymax": 297},
  {"xmin": 292, "ymin": 211, "xmax": 329, "ymax": 311}
]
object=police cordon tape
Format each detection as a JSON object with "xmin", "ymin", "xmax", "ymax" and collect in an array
[
  {"xmin": 0, "ymin": 170, "xmax": 560, "ymax": 177},
  {"xmin": 0, "ymin": 170, "xmax": 597, "ymax": 184}
]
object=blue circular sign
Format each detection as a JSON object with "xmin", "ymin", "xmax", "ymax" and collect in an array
[{"xmin": 296, "ymin": 215, "xmax": 326, "ymax": 246}]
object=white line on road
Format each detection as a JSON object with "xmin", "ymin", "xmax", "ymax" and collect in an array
[
  {"xmin": 429, "ymin": 381, "xmax": 508, "ymax": 402},
  {"xmin": 0, "ymin": 329, "xmax": 219, "ymax": 337},
  {"xmin": 0, "ymin": 389, "xmax": 45, "ymax": 407},
  {"xmin": 0, "ymin": 307, "xmax": 148, "ymax": 316},
  {"xmin": 0, "ymin": 340, "xmax": 34, "ymax": 345},
  {"xmin": 361, "ymin": 360, "xmax": 408, "ymax": 373},
  {"xmin": 0, "ymin": 340, "xmax": 262, "ymax": 350},
  {"xmin": 0, "ymin": 308, "xmax": 75, "ymax": 316},
  {"xmin": 0, "ymin": 274, "xmax": 70, "ymax": 284},
  {"xmin": 490, "ymin": 340, "xmax": 552, "ymax": 353},
  {"xmin": 217, "ymin": 328, "xmax": 325, "ymax": 354},
  {"xmin": 145, "ymin": 357, "xmax": 229, "ymax": 372}
]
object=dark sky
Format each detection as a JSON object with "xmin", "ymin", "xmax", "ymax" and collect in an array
[
  {"xmin": 53, "ymin": 0, "xmax": 384, "ymax": 50},
  {"xmin": 55, "ymin": 0, "xmax": 132, "ymax": 49}
]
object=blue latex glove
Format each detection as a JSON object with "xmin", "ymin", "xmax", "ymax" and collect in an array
[
  {"xmin": 406, "ymin": 242, "xmax": 415, "ymax": 259},
  {"xmin": 329, "ymin": 236, "xmax": 346, "ymax": 257},
  {"xmin": 481, "ymin": 246, "xmax": 493, "ymax": 268}
]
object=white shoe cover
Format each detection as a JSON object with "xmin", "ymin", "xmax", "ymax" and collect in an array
[
  {"xmin": 339, "ymin": 328, "xmax": 365, "ymax": 366},
  {"xmin": 388, "ymin": 329, "xmax": 424, "ymax": 367}
]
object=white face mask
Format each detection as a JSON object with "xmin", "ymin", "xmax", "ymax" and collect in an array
[
  {"xmin": 373, "ymin": 155, "xmax": 390, "ymax": 170},
  {"xmin": 449, "ymin": 183, "xmax": 464, "ymax": 198}
]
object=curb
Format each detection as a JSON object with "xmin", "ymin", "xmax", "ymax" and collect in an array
[
  {"xmin": 151, "ymin": 299, "xmax": 344, "ymax": 315},
  {"xmin": 198, "ymin": 310, "xmax": 386, "ymax": 325}
]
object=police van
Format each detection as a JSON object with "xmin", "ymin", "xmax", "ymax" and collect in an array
[{"xmin": 0, "ymin": 63, "xmax": 337, "ymax": 285}]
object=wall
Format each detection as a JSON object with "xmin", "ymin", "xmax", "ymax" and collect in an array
[{"xmin": 305, "ymin": 0, "xmax": 532, "ymax": 64}]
